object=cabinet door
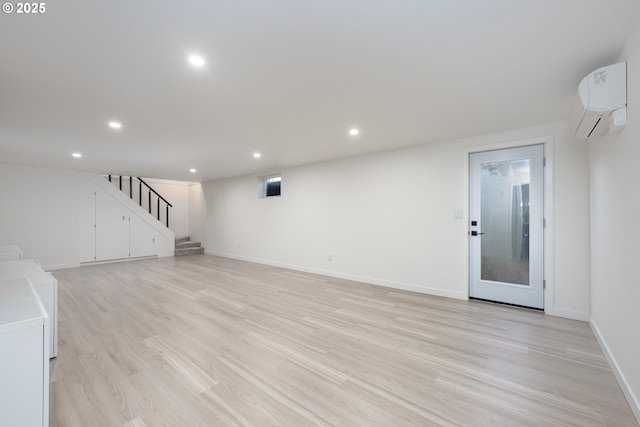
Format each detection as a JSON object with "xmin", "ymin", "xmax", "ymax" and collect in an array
[
  {"xmin": 96, "ymin": 189, "xmax": 130, "ymax": 261},
  {"xmin": 0, "ymin": 323, "xmax": 45, "ymax": 426},
  {"xmin": 129, "ymin": 215, "xmax": 158, "ymax": 258},
  {"xmin": 79, "ymin": 188, "xmax": 97, "ymax": 262}
]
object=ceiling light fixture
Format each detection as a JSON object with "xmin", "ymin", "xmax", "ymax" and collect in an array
[
  {"xmin": 349, "ymin": 128, "xmax": 359, "ymax": 136},
  {"xmin": 72, "ymin": 153, "xmax": 82, "ymax": 158},
  {"xmin": 188, "ymin": 55, "xmax": 205, "ymax": 67},
  {"xmin": 253, "ymin": 152, "xmax": 261, "ymax": 158},
  {"xmin": 108, "ymin": 121, "xmax": 122, "ymax": 129},
  {"xmin": 190, "ymin": 168, "xmax": 196, "ymax": 173}
]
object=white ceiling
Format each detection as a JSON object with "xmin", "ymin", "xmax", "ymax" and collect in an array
[{"xmin": 1, "ymin": 1, "xmax": 639, "ymax": 182}]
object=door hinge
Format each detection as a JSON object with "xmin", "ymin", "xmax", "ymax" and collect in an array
[
  {"xmin": 543, "ymin": 280, "xmax": 546, "ymax": 289},
  {"xmin": 543, "ymin": 218, "xmax": 546, "ymax": 228},
  {"xmin": 543, "ymin": 157, "xmax": 546, "ymax": 167}
]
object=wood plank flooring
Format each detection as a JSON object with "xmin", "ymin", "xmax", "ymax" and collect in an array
[{"xmin": 49, "ymin": 255, "xmax": 638, "ymax": 426}]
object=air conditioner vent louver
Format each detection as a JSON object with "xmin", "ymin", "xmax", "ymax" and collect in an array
[{"xmin": 570, "ymin": 62, "xmax": 627, "ymax": 139}]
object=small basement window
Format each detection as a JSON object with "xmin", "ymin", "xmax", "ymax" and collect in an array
[{"xmin": 260, "ymin": 174, "xmax": 281, "ymax": 198}]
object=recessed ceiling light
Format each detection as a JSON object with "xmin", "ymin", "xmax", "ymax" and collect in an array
[
  {"xmin": 188, "ymin": 55, "xmax": 205, "ymax": 67},
  {"xmin": 253, "ymin": 152, "xmax": 261, "ymax": 158},
  {"xmin": 190, "ymin": 168, "xmax": 196, "ymax": 173},
  {"xmin": 72, "ymin": 153, "xmax": 82, "ymax": 158},
  {"xmin": 349, "ymin": 128, "xmax": 359, "ymax": 136},
  {"xmin": 108, "ymin": 121, "xmax": 122, "ymax": 129}
]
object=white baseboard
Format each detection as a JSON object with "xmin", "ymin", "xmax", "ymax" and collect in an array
[
  {"xmin": 78, "ymin": 255, "xmax": 157, "ymax": 268},
  {"xmin": 590, "ymin": 318, "xmax": 640, "ymax": 424},
  {"xmin": 43, "ymin": 262, "xmax": 80, "ymax": 271},
  {"xmin": 551, "ymin": 307, "xmax": 589, "ymax": 322},
  {"xmin": 205, "ymin": 251, "xmax": 466, "ymax": 300}
]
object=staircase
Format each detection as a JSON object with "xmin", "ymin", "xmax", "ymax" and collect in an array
[
  {"xmin": 105, "ymin": 174, "xmax": 173, "ymax": 228},
  {"xmin": 175, "ymin": 237, "xmax": 204, "ymax": 256}
]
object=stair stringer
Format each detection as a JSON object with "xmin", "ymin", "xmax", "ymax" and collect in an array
[{"xmin": 83, "ymin": 172, "xmax": 175, "ymax": 257}]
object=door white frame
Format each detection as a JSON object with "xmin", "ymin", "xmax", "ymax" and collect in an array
[{"xmin": 462, "ymin": 136, "xmax": 554, "ymax": 315}]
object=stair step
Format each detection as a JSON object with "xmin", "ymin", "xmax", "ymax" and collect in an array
[
  {"xmin": 175, "ymin": 236, "xmax": 190, "ymax": 244},
  {"xmin": 174, "ymin": 247, "xmax": 204, "ymax": 257},
  {"xmin": 176, "ymin": 241, "xmax": 201, "ymax": 249}
]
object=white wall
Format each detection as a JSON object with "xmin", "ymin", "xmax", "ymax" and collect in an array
[
  {"xmin": 188, "ymin": 182, "xmax": 207, "ymax": 244},
  {"xmin": 193, "ymin": 120, "xmax": 591, "ymax": 318},
  {"xmin": 588, "ymin": 18, "xmax": 640, "ymax": 420},
  {"xmin": 0, "ymin": 164, "xmax": 85, "ymax": 269},
  {"xmin": 551, "ymin": 121, "xmax": 592, "ymax": 319}
]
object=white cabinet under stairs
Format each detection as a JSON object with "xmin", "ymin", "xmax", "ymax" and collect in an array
[
  {"xmin": 130, "ymin": 215, "xmax": 162, "ymax": 258},
  {"xmin": 95, "ymin": 188, "xmax": 131, "ymax": 260},
  {"xmin": 80, "ymin": 174, "xmax": 174, "ymax": 263}
]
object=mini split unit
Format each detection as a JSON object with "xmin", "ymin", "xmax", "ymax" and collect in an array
[{"xmin": 571, "ymin": 62, "xmax": 627, "ymax": 139}]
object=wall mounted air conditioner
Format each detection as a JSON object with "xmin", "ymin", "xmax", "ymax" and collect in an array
[{"xmin": 571, "ymin": 62, "xmax": 627, "ymax": 139}]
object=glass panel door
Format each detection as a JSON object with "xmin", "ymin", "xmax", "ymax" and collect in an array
[{"xmin": 469, "ymin": 145, "xmax": 544, "ymax": 309}]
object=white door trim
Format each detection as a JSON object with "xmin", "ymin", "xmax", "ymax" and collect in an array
[{"xmin": 462, "ymin": 136, "xmax": 554, "ymax": 315}]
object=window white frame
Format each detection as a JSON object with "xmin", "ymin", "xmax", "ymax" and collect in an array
[{"xmin": 258, "ymin": 173, "xmax": 281, "ymax": 198}]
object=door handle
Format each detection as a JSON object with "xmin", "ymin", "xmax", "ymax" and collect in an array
[{"xmin": 470, "ymin": 231, "xmax": 485, "ymax": 236}]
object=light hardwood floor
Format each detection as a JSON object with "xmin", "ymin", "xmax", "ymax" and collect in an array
[{"xmin": 49, "ymin": 255, "xmax": 638, "ymax": 426}]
